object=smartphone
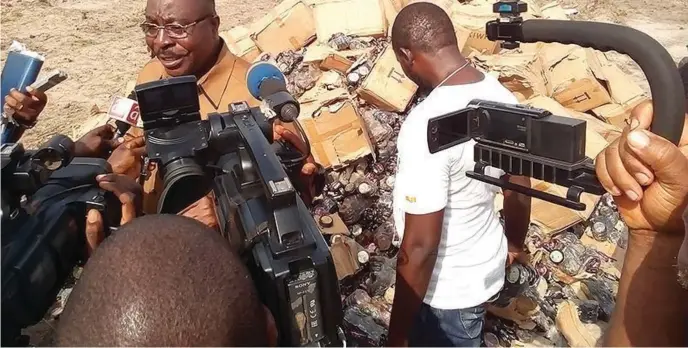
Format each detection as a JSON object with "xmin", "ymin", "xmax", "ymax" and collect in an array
[{"xmin": 30, "ymin": 70, "xmax": 68, "ymax": 93}]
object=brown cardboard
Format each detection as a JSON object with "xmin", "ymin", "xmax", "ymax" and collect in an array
[
  {"xmin": 330, "ymin": 234, "xmax": 363, "ymax": 280},
  {"xmin": 250, "ymin": 0, "xmax": 317, "ymax": 54},
  {"xmin": 407, "ymin": 0, "xmax": 454, "ymax": 15},
  {"xmin": 473, "ymin": 52, "xmax": 548, "ymax": 101},
  {"xmin": 303, "ymin": 45, "xmax": 355, "ymax": 73},
  {"xmin": 529, "ymin": 180, "xmax": 599, "ymax": 234},
  {"xmin": 539, "ymin": 44, "xmax": 612, "ymax": 112},
  {"xmin": 381, "ymin": 0, "xmax": 403, "ymax": 30},
  {"xmin": 455, "ymin": 25, "xmax": 501, "ymax": 57},
  {"xmin": 357, "ymin": 46, "xmax": 418, "ymax": 112},
  {"xmin": 298, "ymin": 88, "xmax": 375, "ymax": 169},
  {"xmin": 539, "ymin": 1, "xmax": 570, "ymax": 20},
  {"xmin": 313, "ymin": 0, "xmax": 388, "ymax": 42},
  {"xmin": 589, "ymin": 61, "xmax": 648, "ymax": 127},
  {"xmin": 321, "ymin": 52, "xmax": 355, "ymax": 73},
  {"xmin": 591, "ymin": 99, "xmax": 646, "ymax": 128},
  {"xmin": 220, "ymin": 26, "xmax": 262, "ymax": 62},
  {"xmin": 317, "ymin": 213, "xmax": 350, "ymax": 235}
]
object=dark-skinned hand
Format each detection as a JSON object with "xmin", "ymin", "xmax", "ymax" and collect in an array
[
  {"xmin": 107, "ymin": 136, "xmax": 146, "ymax": 179},
  {"xmin": 84, "ymin": 173, "xmax": 142, "ymax": 257},
  {"xmin": 74, "ymin": 124, "xmax": 124, "ymax": 158},
  {"xmin": 3, "ymin": 86, "xmax": 47, "ymax": 126}
]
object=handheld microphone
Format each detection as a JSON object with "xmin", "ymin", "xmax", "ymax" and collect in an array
[
  {"xmin": 246, "ymin": 62, "xmax": 300, "ymax": 122},
  {"xmin": 106, "ymin": 94, "xmax": 141, "ymax": 138}
]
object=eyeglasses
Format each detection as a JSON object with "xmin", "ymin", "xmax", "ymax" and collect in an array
[{"xmin": 140, "ymin": 15, "xmax": 214, "ymax": 39}]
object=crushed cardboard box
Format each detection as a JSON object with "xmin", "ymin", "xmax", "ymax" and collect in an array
[
  {"xmin": 298, "ymin": 88, "xmax": 375, "ymax": 169},
  {"xmin": 313, "ymin": 0, "xmax": 388, "ymax": 42},
  {"xmin": 539, "ymin": 44, "xmax": 612, "ymax": 112},
  {"xmin": 220, "ymin": 26, "xmax": 262, "ymax": 62},
  {"xmin": 250, "ymin": 0, "xmax": 317, "ymax": 54},
  {"xmin": 589, "ymin": 54, "xmax": 648, "ymax": 127},
  {"xmin": 357, "ymin": 46, "xmax": 418, "ymax": 112},
  {"xmin": 473, "ymin": 52, "xmax": 548, "ymax": 101},
  {"xmin": 539, "ymin": 1, "xmax": 570, "ymax": 20}
]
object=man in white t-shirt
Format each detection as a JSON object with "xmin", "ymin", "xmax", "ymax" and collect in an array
[{"xmin": 386, "ymin": 3, "xmax": 532, "ymax": 347}]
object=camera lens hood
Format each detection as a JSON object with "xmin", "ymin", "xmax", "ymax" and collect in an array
[{"xmin": 158, "ymin": 157, "xmax": 210, "ymax": 214}]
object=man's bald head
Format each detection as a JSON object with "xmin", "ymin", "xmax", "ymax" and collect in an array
[{"xmin": 56, "ymin": 215, "xmax": 269, "ymax": 346}]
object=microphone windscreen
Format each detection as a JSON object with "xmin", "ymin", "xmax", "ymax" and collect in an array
[{"xmin": 246, "ymin": 62, "xmax": 286, "ymax": 100}]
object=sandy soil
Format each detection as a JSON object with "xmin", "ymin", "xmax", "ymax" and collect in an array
[
  {"xmin": 1, "ymin": 0, "xmax": 278, "ymax": 147},
  {"xmin": 2, "ymin": 0, "xmax": 686, "ymax": 147}
]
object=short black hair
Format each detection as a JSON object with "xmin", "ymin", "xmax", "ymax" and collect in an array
[
  {"xmin": 391, "ymin": 2, "xmax": 458, "ymax": 53},
  {"xmin": 56, "ymin": 215, "xmax": 268, "ymax": 347}
]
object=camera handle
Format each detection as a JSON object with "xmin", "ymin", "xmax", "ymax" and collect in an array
[{"xmin": 487, "ymin": 0, "xmax": 686, "ymax": 145}]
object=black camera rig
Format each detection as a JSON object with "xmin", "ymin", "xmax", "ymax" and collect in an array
[
  {"xmin": 1, "ymin": 136, "xmax": 120, "ymax": 346},
  {"xmin": 427, "ymin": 0, "xmax": 686, "ymax": 210},
  {"xmin": 135, "ymin": 75, "xmax": 343, "ymax": 347}
]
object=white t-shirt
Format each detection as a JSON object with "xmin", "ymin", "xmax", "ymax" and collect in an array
[{"xmin": 392, "ymin": 75, "xmax": 519, "ymax": 310}]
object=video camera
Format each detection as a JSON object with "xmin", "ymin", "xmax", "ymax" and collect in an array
[
  {"xmin": 427, "ymin": 0, "xmax": 686, "ymax": 210},
  {"xmin": 1, "ymin": 136, "xmax": 121, "ymax": 346},
  {"xmin": 135, "ymin": 66, "xmax": 343, "ymax": 347}
]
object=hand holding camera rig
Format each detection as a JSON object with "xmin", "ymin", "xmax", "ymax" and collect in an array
[
  {"xmin": 427, "ymin": 0, "xmax": 686, "ymax": 211},
  {"xmin": 134, "ymin": 63, "xmax": 343, "ymax": 347}
]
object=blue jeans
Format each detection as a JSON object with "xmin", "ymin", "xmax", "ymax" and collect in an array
[{"xmin": 408, "ymin": 303, "xmax": 486, "ymax": 347}]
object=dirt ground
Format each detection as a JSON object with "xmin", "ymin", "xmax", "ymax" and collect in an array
[{"xmin": 1, "ymin": 0, "xmax": 686, "ymax": 147}]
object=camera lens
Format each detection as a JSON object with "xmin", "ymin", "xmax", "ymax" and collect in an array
[
  {"xmin": 33, "ymin": 134, "xmax": 74, "ymax": 170},
  {"xmin": 158, "ymin": 158, "xmax": 210, "ymax": 214}
]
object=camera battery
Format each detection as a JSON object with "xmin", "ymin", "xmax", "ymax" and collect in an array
[{"xmin": 287, "ymin": 268, "xmax": 324, "ymax": 345}]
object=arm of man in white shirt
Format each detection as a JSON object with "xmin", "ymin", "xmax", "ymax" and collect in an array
[
  {"xmin": 501, "ymin": 174, "xmax": 532, "ymax": 263},
  {"xmin": 387, "ymin": 152, "xmax": 448, "ymax": 346}
]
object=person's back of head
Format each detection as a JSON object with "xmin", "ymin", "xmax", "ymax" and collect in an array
[
  {"xmin": 391, "ymin": 2, "xmax": 458, "ymax": 55},
  {"xmin": 391, "ymin": 2, "xmax": 473, "ymax": 90},
  {"xmin": 56, "ymin": 214, "xmax": 271, "ymax": 346}
]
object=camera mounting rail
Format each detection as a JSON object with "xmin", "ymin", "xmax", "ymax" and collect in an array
[{"xmin": 427, "ymin": 100, "xmax": 605, "ymax": 211}]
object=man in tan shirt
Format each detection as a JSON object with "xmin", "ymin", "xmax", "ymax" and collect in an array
[{"xmin": 114, "ymin": 0, "xmax": 315, "ymax": 226}]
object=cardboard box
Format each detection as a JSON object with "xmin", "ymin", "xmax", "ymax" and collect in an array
[
  {"xmin": 313, "ymin": 0, "xmax": 388, "ymax": 42},
  {"xmin": 250, "ymin": 0, "xmax": 316, "ymax": 54},
  {"xmin": 591, "ymin": 100, "xmax": 645, "ymax": 129},
  {"xmin": 455, "ymin": 25, "xmax": 500, "ymax": 57},
  {"xmin": 473, "ymin": 52, "xmax": 548, "ymax": 101},
  {"xmin": 529, "ymin": 180, "xmax": 599, "ymax": 234},
  {"xmin": 381, "ymin": 0, "xmax": 403, "ymax": 30},
  {"xmin": 539, "ymin": 1, "xmax": 570, "ymax": 20},
  {"xmin": 357, "ymin": 46, "xmax": 418, "ymax": 112},
  {"xmin": 220, "ymin": 26, "xmax": 262, "ymax": 62},
  {"xmin": 303, "ymin": 45, "xmax": 359, "ymax": 73},
  {"xmin": 588, "ymin": 60, "xmax": 648, "ymax": 127},
  {"xmin": 539, "ymin": 44, "xmax": 612, "ymax": 112},
  {"xmin": 407, "ymin": 0, "xmax": 454, "ymax": 15},
  {"xmin": 298, "ymin": 88, "xmax": 375, "ymax": 169}
]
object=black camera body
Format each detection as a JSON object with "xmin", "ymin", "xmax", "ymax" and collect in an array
[
  {"xmin": 1, "ymin": 138, "xmax": 120, "ymax": 346},
  {"xmin": 135, "ymin": 76, "xmax": 343, "ymax": 347}
]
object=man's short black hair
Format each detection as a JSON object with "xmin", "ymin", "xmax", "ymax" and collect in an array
[
  {"xmin": 56, "ymin": 215, "xmax": 268, "ymax": 346},
  {"xmin": 391, "ymin": 2, "xmax": 458, "ymax": 53}
]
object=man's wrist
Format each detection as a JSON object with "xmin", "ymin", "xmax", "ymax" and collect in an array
[{"xmin": 628, "ymin": 229, "xmax": 682, "ymax": 267}]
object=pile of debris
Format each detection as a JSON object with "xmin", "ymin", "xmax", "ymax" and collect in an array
[{"xmin": 221, "ymin": 0, "xmax": 648, "ymax": 346}]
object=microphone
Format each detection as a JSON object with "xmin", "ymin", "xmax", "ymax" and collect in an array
[
  {"xmin": 106, "ymin": 94, "xmax": 141, "ymax": 138},
  {"xmin": 246, "ymin": 62, "xmax": 300, "ymax": 122}
]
